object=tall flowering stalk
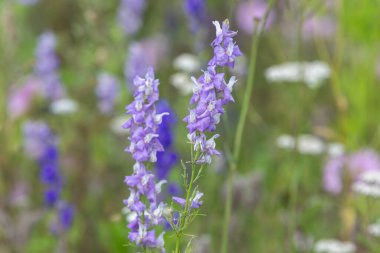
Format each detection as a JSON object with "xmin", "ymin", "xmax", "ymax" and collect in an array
[
  {"xmin": 34, "ymin": 32, "xmax": 66, "ymax": 100},
  {"xmin": 118, "ymin": 0, "xmax": 146, "ymax": 36},
  {"xmin": 122, "ymin": 68, "xmax": 167, "ymax": 252},
  {"xmin": 95, "ymin": 72, "xmax": 120, "ymax": 115},
  {"xmin": 183, "ymin": 0, "xmax": 207, "ymax": 33},
  {"xmin": 172, "ymin": 19, "xmax": 241, "ymax": 253},
  {"xmin": 23, "ymin": 121, "xmax": 74, "ymax": 235}
]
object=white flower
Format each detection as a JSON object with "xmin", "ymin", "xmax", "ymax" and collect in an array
[
  {"xmin": 276, "ymin": 134, "xmax": 296, "ymax": 149},
  {"xmin": 352, "ymin": 171, "xmax": 380, "ymax": 198},
  {"xmin": 368, "ymin": 221, "xmax": 380, "ymax": 237},
  {"xmin": 50, "ymin": 98, "xmax": 78, "ymax": 115},
  {"xmin": 314, "ymin": 239, "xmax": 356, "ymax": 253},
  {"xmin": 265, "ymin": 61, "xmax": 330, "ymax": 88},
  {"xmin": 170, "ymin": 72, "xmax": 194, "ymax": 95},
  {"xmin": 297, "ymin": 134, "xmax": 325, "ymax": 155},
  {"xmin": 326, "ymin": 142, "xmax": 345, "ymax": 157},
  {"xmin": 173, "ymin": 53, "xmax": 201, "ymax": 73}
]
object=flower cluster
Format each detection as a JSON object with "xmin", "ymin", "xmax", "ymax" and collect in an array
[
  {"xmin": 184, "ymin": 19, "xmax": 242, "ymax": 165},
  {"xmin": 265, "ymin": 61, "xmax": 331, "ymax": 89},
  {"xmin": 122, "ymin": 68, "xmax": 167, "ymax": 251},
  {"xmin": 23, "ymin": 121, "xmax": 74, "ymax": 234},
  {"xmin": 118, "ymin": 0, "xmax": 146, "ymax": 36},
  {"xmin": 34, "ymin": 32, "xmax": 66, "ymax": 100},
  {"xmin": 95, "ymin": 72, "xmax": 120, "ymax": 115}
]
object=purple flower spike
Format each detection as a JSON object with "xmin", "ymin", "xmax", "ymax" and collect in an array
[
  {"xmin": 23, "ymin": 121, "xmax": 74, "ymax": 233},
  {"xmin": 184, "ymin": 0, "xmax": 207, "ymax": 33},
  {"xmin": 34, "ymin": 32, "xmax": 66, "ymax": 100},
  {"xmin": 118, "ymin": 0, "xmax": 146, "ymax": 36},
  {"xmin": 184, "ymin": 19, "xmax": 241, "ymax": 165},
  {"xmin": 123, "ymin": 68, "xmax": 167, "ymax": 252},
  {"xmin": 95, "ymin": 72, "xmax": 120, "ymax": 115}
]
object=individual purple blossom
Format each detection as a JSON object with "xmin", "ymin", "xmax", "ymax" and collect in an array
[
  {"xmin": 183, "ymin": 0, "xmax": 207, "ymax": 33},
  {"xmin": 323, "ymin": 149, "xmax": 380, "ymax": 195},
  {"xmin": 118, "ymin": 0, "xmax": 146, "ymax": 36},
  {"xmin": 95, "ymin": 72, "xmax": 120, "ymax": 115},
  {"xmin": 173, "ymin": 191, "xmax": 203, "ymax": 210},
  {"xmin": 34, "ymin": 32, "xmax": 66, "ymax": 100},
  {"xmin": 122, "ymin": 68, "xmax": 167, "ymax": 252},
  {"xmin": 184, "ymin": 19, "xmax": 241, "ymax": 165}
]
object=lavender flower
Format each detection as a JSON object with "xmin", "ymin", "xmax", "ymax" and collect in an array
[
  {"xmin": 184, "ymin": 19, "xmax": 241, "ymax": 165},
  {"xmin": 118, "ymin": 0, "xmax": 146, "ymax": 36},
  {"xmin": 95, "ymin": 73, "xmax": 120, "ymax": 115},
  {"xmin": 122, "ymin": 68, "xmax": 167, "ymax": 251},
  {"xmin": 34, "ymin": 32, "xmax": 65, "ymax": 100},
  {"xmin": 183, "ymin": 0, "xmax": 206, "ymax": 33}
]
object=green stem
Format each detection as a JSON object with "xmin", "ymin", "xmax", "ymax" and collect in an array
[
  {"xmin": 221, "ymin": 2, "xmax": 277, "ymax": 253},
  {"xmin": 175, "ymin": 145, "xmax": 197, "ymax": 253}
]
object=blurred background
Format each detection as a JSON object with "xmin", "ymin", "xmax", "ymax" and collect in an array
[{"xmin": 1, "ymin": 0, "xmax": 380, "ymax": 252}]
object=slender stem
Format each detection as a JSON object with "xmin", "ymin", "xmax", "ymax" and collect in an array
[
  {"xmin": 221, "ymin": 2, "xmax": 276, "ymax": 253},
  {"xmin": 175, "ymin": 145, "xmax": 197, "ymax": 253}
]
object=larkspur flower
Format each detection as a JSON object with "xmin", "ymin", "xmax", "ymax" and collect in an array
[
  {"xmin": 173, "ymin": 191, "xmax": 203, "ymax": 210},
  {"xmin": 23, "ymin": 121, "xmax": 74, "ymax": 233},
  {"xmin": 184, "ymin": 19, "xmax": 241, "ymax": 165},
  {"xmin": 183, "ymin": 0, "xmax": 207, "ymax": 33},
  {"xmin": 95, "ymin": 73, "xmax": 120, "ymax": 115},
  {"xmin": 34, "ymin": 32, "xmax": 66, "ymax": 100},
  {"xmin": 117, "ymin": 0, "xmax": 146, "ymax": 36},
  {"xmin": 122, "ymin": 68, "xmax": 167, "ymax": 252}
]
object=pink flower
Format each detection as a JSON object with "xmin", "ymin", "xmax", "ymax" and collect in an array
[
  {"xmin": 7, "ymin": 76, "xmax": 42, "ymax": 119},
  {"xmin": 323, "ymin": 149, "xmax": 380, "ymax": 195},
  {"xmin": 302, "ymin": 16, "xmax": 336, "ymax": 40},
  {"xmin": 235, "ymin": 0, "xmax": 275, "ymax": 34}
]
